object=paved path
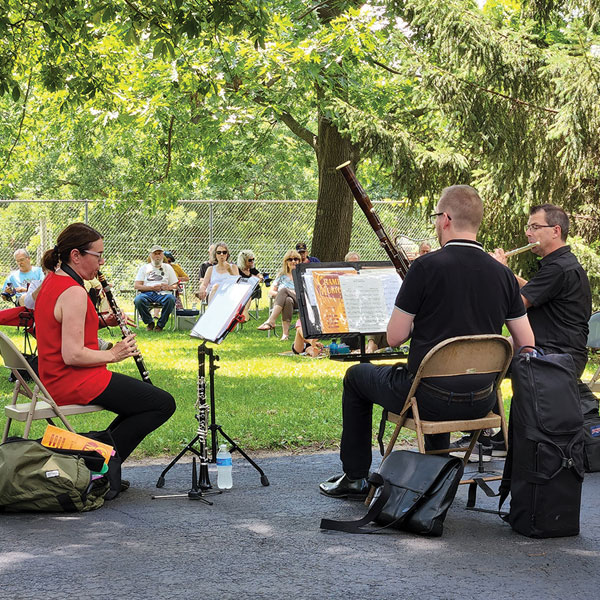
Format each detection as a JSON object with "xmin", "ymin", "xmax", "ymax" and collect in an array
[{"xmin": 1, "ymin": 450, "xmax": 599, "ymax": 600}]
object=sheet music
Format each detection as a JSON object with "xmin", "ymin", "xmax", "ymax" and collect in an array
[
  {"xmin": 339, "ymin": 276, "xmax": 390, "ymax": 332},
  {"xmin": 358, "ymin": 268, "xmax": 402, "ymax": 315},
  {"xmin": 190, "ymin": 277, "xmax": 259, "ymax": 343}
]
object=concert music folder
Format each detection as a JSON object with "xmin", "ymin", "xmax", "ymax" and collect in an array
[
  {"xmin": 293, "ymin": 262, "xmax": 402, "ymax": 339},
  {"xmin": 190, "ymin": 276, "xmax": 259, "ymax": 343}
]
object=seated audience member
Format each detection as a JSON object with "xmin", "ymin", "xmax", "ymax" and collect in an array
[
  {"xmin": 35, "ymin": 223, "xmax": 175, "ymax": 498},
  {"xmin": 296, "ymin": 242, "xmax": 320, "ymax": 263},
  {"xmin": 134, "ymin": 245, "xmax": 179, "ymax": 332},
  {"xmin": 196, "ymin": 242, "xmax": 239, "ymax": 304},
  {"xmin": 319, "ymin": 184, "xmax": 534, "ymax": 499},
  {"xmin": 2, "ymin": 249, "xmax": 44, "ymax": 305},
  {"xmin": 257, "ymin": 249, "xmax": 301, "ymax": 340},
  {"xmin": 164, "ymin": 250, "xmax": 189, "ymax": 310},
  {"xmin": 197, "ymin": 244, "xmax": 216, "ymax": 289},
  {"xmin": 419, "ymin": 241, "xmax": 432, "ymax": 256},
  {"xmin": 292, "ymin": 320, "xmax": 324, "ymax": 357},
  {"xmin": 164, "ymin": 251, "xmax": 189, "ymax": 282},
  {"xmin": 344, "ymin": 251, "xmax": 360, "ymax": 262},
  {"xmin": 237, "ymin": 250, "xmax": 264, "ymax": 320}
]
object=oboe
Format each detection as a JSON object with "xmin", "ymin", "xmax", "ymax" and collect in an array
[
  {"xmin": 97, "ymin": 271, "xmax": 153, "ymax": 385},
  {"xmin": 504, "ymin": 241, "xmax": 540, "ymax": 257},
  {"xmin": 196, "ymin": 345, "xmax": 212, "ymax": 490},
  {"xmin": 337, "ymin": 161, "xmax": 412, "ymax": 277}
]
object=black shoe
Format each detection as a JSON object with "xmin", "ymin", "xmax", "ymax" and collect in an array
[
  {"xmin": 489, "ymin": 432, "xmax": 507, "ymax": 457},
  {"xmin": 319, "ymin": 473, "xmax": 369, "ymax": 500},
  {"xmin": 147, "ymin": 322, "xmax": 155, "ymax": 331}
]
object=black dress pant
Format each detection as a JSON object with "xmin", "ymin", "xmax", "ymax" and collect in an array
[
  {"xmin": 340, "ymin": 363, "xmax": 496, "ymax": 480},
  {"xmin": 91, "ymin": 372, "xmax": 176, "ymax": 461}
]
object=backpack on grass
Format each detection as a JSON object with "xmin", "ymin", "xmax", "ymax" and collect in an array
[{"xmin": 0, "ymin": 437, "xmax": 109, "ymax": 513}]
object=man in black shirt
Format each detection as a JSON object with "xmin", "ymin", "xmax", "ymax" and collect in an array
[
  {"xmin": 493, "ymin": 204, "xmax": 595, "ymax": 415},
  {"xmin": 320, "ymin": 185, "xmax": 534, "ymax": 499}
]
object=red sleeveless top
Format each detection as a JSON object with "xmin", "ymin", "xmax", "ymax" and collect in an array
[{"xmin": 36, "ymin": 272, "xmax": 112, "ymax": 405}]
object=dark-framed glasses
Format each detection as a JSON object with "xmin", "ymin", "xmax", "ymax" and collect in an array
[
  {"xmin": 429, "ymin": 212, "xmax": 451, "ymax": 224},
  {"xmin": 525, "ymin": 223, "xmax": 555, "ymax": 232},
  {"xmin": 215, "ymin": 250, "xmax": 228, "ymax": 255},
  {"xmin": 287, "ymin": 258, "xmax": 300, "ymax": 262},
  {"xmin": 248, "ymin": 258, "xmax": 255, "ymax": 262}
]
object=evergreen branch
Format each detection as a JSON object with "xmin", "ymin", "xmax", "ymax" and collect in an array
[{"xmin": 367, "ymin": 56, "xmax": 558, "ymax": 115}]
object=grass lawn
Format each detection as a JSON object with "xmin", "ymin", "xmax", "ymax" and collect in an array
[{"xmin": 1, "ymin": 305, "xmax": 598, "ymax": 459}]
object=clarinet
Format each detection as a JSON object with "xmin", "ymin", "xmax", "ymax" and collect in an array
[
  {"xmin": 196, "ymin": 345, "xmax": 212, "ymax": 490},
  {"xmin": 97, "ymin": 271, "xmax": 153, "ymax": 385},
  {"xmin": 337, "ymin": 160, "xmax": 412, "ymax": 278}
]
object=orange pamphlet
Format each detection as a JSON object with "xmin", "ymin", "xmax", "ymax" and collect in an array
[
  {"xmin": 312, "ymin": 270, "xmax": 356, "ymax": 333},
  {"xmin": 41, "ymin": 425, "xmax": 113, "ymax": 465}
]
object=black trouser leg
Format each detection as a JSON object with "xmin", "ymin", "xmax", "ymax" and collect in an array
[
  {"xmin": 340, "ymin": 363, "xmax": 410, "ymax": 479},
  {"xmin": 91, "ymin": 372, "xmax": 176, "ymax": 461}
]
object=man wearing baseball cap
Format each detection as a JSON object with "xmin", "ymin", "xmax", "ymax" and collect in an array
[
  {"xmin": 295, "ymin": 242, "xmax": 320, "ymax": 264},
  {"xmin": 134, "ymin": 245, "xmax": 179, "ymax": 331}
]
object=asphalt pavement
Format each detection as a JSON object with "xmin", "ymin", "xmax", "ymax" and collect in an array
[{"xmin": 1, "ymin": 448, "xmax": 599, "ymax": 600}]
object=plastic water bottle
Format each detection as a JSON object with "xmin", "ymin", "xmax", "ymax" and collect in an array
[{"xmin": 216, "ymin": 444, "xmax": 233, "ymax": 489}]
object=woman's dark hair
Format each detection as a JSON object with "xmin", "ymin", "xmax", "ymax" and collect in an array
[{"xmin": 42, "ymin": 223, "xmax": 103, "ymax": 271}]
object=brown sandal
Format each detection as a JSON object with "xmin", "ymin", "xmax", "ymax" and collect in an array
[{"xmin": 257, "ymin": 321, "xmax": 275, "ymax": 331}]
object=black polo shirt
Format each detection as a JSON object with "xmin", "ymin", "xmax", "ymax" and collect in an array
[
  {"xmin": 395, "ymin": 239, "xmax": 526, "ymax": 374},
  {"xmin": 521, "ymin": 245, "xmax": 591, "ymax": 377}
]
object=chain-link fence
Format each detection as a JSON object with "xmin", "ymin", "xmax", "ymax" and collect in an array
[{"xmin": 0, "ymin": 199, "xmax": 434, "ymax": 299}]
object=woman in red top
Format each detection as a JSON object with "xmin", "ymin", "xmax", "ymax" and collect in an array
[{"xmin": 35, "ymin": 223, "xmax": 175, "ymax": 493}]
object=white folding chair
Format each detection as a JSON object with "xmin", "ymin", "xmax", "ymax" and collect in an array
[{"xmin": 0, "ymin": 332, "xmax": 103, "ymax": 442}]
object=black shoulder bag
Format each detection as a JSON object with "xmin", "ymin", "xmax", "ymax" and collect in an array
[{"xmin": 320, "ymin": 451, "xmax": 464, "ymax": 536}]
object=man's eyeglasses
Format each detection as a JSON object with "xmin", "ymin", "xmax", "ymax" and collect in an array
[
  {"xmin": 215, "ymin": 250, "xmax": 228, "ymax": 255},
  {"xmin": 525, "ymin": 223, "xmax": 555, "ymax": 232},
  {"xmin": 82, "ymin": 249, "xmax": 104, "ymax": 260},
  {"xmin": 429, "ymin": 212, "xmax": 452, "ymax": 224}
]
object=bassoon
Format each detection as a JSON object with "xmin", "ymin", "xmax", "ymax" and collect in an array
[
  {"xmin": 97, "ymin": 271, "xmax": 153, "ymax": 385},
  {"xmin": 336, "ymin": 161, "xmax": 412, "ymax": 278}
]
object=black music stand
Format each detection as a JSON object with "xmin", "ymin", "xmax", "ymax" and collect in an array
[{"xmin": 156, "ymin": 341, "xmax": 269, "ymax": 489}]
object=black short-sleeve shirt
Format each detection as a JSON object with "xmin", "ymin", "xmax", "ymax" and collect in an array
[
  {"xmin": 395, "ymin": 239, "xmax": 526, "ymax": 374},
  {"xmin": 521, "ymin": 245, "xmax": 591, "ymax": 377},
  {"xmin": 238, "ymin": 267, "xmax": 260, "ymax": 279}
]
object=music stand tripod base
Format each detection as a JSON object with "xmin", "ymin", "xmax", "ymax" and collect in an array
[{"xmin": 156, "ymin": 342, "xmax": 269, "ymax": 490}]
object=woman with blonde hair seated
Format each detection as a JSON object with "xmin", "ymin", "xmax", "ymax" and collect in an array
[
  {"xmin": 196, "ymin": 242, "xmax": 239, "ymax": 303},
  {"xmin": 257, "ymin": 249, "xmax": 301, "ymax": 340},
  {"xmin": 237, "ymin": 249, "xmax": 263, "ymax": 320}
]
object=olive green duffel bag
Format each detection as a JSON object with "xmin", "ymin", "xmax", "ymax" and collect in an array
[{"xmin": 0, "ymin": 437, "xmax": 109, "ymax": 512}]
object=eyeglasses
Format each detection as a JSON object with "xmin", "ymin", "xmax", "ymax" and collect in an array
[
  {"xmin": 429, "ymin": 212, "xmax": 452, "ymax": 224},
  {"xmin": 287, "ymin": 258, "xmax": 300, "ymax": 262},
  {"xmin": 82, "ymin": 249, "xmax": 104, "ymax": 260},
  {"xmin": 525, "ymin": 223, "xmax": 555, "ymax": 232},
  {"xmin": 248, "ymin": 258, "xmax": 255, "ymax": 262},
  {"xmin": 215, "ymin": 250, "xmax": 228, "ymax": 255}
]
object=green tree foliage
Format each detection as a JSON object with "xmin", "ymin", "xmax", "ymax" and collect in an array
[{"xmin": 0, "ymin": 0, "xmax": 599, "ymax": 265}]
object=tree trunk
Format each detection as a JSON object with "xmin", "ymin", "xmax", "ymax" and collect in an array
[{"xmin": 310, "ymin": 112, "xmax": 359, "ymax": 262}]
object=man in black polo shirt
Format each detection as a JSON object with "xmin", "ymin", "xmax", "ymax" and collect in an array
[
  {"xmin": 320, "ymin": 185, "xmax": 534, "ymax": 499},
  {"xmin": 494, "ymin": 204, "xmax": 595, "ymax": 415}
]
